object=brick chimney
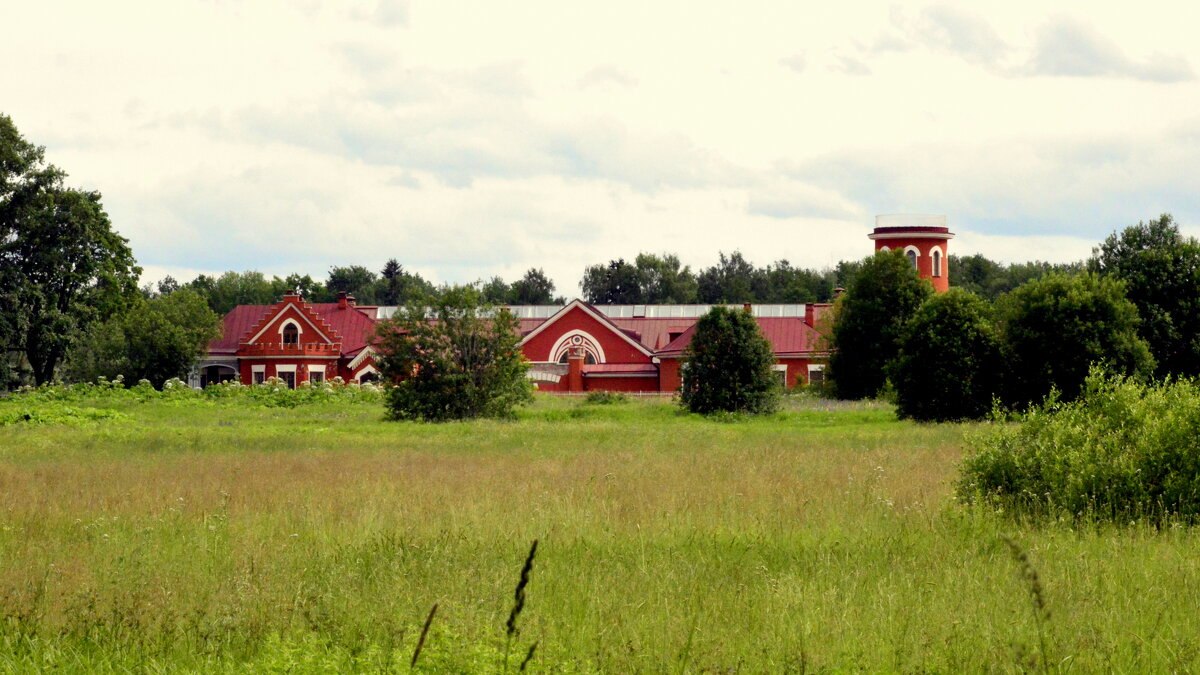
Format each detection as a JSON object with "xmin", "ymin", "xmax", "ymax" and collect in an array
[
  {"xmin": 337, "ymin": 291, "xmax": 349, "ymax": 309},
  {"xmin": 567, "ymin": 346, "xmax": 585, "ymax": 392}
]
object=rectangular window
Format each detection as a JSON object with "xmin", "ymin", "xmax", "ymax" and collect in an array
[
  {"xmin": 772, "ymin": 364, "xmax": 789, "ymax": 388},
  {"xmin": 807, "ymin": 365, "xmax": 826, "ymax": 386},
  {"xmin": 310, "ymin": 370, "xmax": 324, "ymax": 384},
  {"xmin": 253, "ymin": 371, "xmax": 265, "ymax": 385},
  {"xmin": 279, "ymin": 372, "xmax": 295, "ymax": 389}
]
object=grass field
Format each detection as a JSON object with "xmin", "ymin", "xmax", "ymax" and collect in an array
[{"xmin": 0, "ymin": 392, "xmax": 1198, "ymax": 672}]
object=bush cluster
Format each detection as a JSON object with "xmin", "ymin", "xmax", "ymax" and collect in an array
[
  {"xmin": 958, "ymin": 369, "xmax": 1200, "ymax": 522},
  {"xmin": 6, "ymin": 375, "xmax": 383, "ymax": 407}
]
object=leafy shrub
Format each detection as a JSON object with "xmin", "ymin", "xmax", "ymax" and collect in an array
[
  {"xmin": 995, "ymin": 271, "xmax": 1154, "ymax": 407},
  {"xmin": 6, "ymin": 376, "xmax": 382, "ymax": 408},
  {"xmin": 958, "ymin": 369, "xmax": 1200, "ymax": 522},
  {"xmin": 583, "ymin": 390, "xmax": 628, "ymax": 405},
  {"xmin": 680, "ymin": 306, "xmax": 779, "ymax": 415},
  {"xmin": 0, "ymin": 404, "xmax": 125, "ymax": 426},
  {"xmin": 890, "ymin": 289, "xmax": 1002, "ymax": 422},
  {"xmin": 376, "ymin": 285, "xmax": 532, "ymax": 422}
]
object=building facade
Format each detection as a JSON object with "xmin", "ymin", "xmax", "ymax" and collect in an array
[{"xmin": 196, "ymin": 217, "xmax": 953, "ymax": 392}]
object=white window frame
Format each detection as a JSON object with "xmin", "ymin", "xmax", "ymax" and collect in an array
[
  {"xmin": 251, "ymin": 364, "xmax": 266, "ymax": 385},
  {"xmin": 772, "ymin": 363, "xmax": 789, "ymax": 388},
  {"xmin": 903, "ymin": 245, "xmax": 921, "ymax": 270},
  {"xmin": 279, "ymin": 320, "xmax": 302, "ymax": 344},
  {"xmin": 931, "ymin": 247, "xmax": 943, "ymax": 277}
]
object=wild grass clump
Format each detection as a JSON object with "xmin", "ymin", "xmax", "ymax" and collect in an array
[
  {"xmin": 582, "ymin": 390, "xmax": 628, "ymax": 405},
  {"xmin": 959, "ymin": 369, "xmax": 1200, "ymax": 522}
]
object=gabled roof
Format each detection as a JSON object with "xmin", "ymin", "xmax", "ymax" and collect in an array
[
  {"xmin": 207, "ymin": 301, "xmax": 377, "ymax": 358},
  {"xmin": 519, "ymin": 299, "xmax": 655, "ymax": 357}
]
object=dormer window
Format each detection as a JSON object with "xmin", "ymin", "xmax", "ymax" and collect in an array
[{"xmin": 282, "ymin": 323, "xmax": 298, "ymax": 345}]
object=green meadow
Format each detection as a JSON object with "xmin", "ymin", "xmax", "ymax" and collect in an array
[{"xmin": 0, "ymin": 392, "xmax": 1198, "ymax": 672}]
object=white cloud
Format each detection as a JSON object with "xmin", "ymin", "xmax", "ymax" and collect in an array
[{"xmin": 1025, "ymin": 16, "xmax": 1195, "ymax": 82}]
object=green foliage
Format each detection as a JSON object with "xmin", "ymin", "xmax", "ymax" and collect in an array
[
  {"xmin": 959, "ymin": 369, "xmax": 1200, "ymax": 522},
  {"xmin": 64, "ymin": 289, "xmax": 222, "ymax": 387},
  {"xmin": 828, "ymin": 250, "xmax": 932, "ymax": 400},
  {"xmin": 996, "ymin": 271, "xmax": 1153, "ymax": 407},
  {"xmin": 697, "ymin": 251, "xmax": 756, "ymax": 303},
  {"xmin": 185, "ymin": 270, "xmax": 287, "ymax": 314},
  {"xmin": 327, "ymin": 265, "xmax": 379, "ymax": 305},
  {"xmin": 891, "ymin": 289, "xmax": 1003, "ymax": 422},
  {"xmin": 376, "ymin": 285, "xmax": 533, "ymax": 421},
  {"xmin": 582, "ymin": 390, "xmax": 628, "ymax": 405},
  {"xmin": 0, "ymin": 114, "xmax": 141, "ymax": 386},
  {"xmin": 480, "ymin": 268, "xmax": 563, "ymax": 305},
  {"xmin": 581, "ymin": 258, "xmax": 645, "ymax": 304},
  {"xmin": 680, "ymin": 306, "xmax": 779, "ymax": 414},
  {"xmin": 1090, "ymin": 213, "xmax": 1200, "ymax": 379},
  {"xmin": 5, "ymin": 374, "xmax": 382, "ymax": 409},
  {"xmin": 950, "ymin": 253, "xmax": 1083, "ymax": 300}
]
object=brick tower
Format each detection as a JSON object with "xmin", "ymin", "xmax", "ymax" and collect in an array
[{"xmin": 868, "ymin": 214, "xmax": 954, "ymax": 293}]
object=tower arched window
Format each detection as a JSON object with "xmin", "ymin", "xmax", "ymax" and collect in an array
[
  {"xmin": 906, "ymin": 250, "xmax": 918, "ymax": 270},
  {"xmin": 932, "ymin": 249, "xmax": 943, "ymax": 277},
  {"xmin": 282, "ymin": 323, "xmax": 299, "ymax": 345}
]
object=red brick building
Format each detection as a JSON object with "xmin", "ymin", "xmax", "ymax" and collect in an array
[{"xmin": 195, "ymin": 216, "xmax": 952, "ymax": 392}]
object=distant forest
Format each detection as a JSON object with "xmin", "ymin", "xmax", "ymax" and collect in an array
[{"xmin": 151, "ymin": 252, "xmax": 1084, "ymax": 316}]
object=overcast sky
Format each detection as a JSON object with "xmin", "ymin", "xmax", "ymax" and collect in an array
[{"xmin": 6, "ymin": 1, "xmax": 1200, "ymax": 295}]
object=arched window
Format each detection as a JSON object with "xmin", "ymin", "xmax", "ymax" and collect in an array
[
  {"xmin": 906, "ymin": 249, "xmax": 918, "ymax": 270},
  {"xmin": 932, "ymin": 248, "xmax": 943, "ymax": 277},
  {"xmin": 558, "ymin": 351, "xmax": 597, "ymax": 365},
  {"xmin": 282, "ymin": 323, "xmax": 299, "ymax": 345}
]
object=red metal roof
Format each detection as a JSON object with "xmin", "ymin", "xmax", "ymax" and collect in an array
[
  {"xmin": 208, "ymin": 303, "xmax": 376, "ymax": 357},
  {"xmin": 656, "ymin": 318, "xmax": 826, "ymax": 356}
]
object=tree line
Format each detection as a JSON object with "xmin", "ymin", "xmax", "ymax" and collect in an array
[{"xmin": 830, "ymin": 214, "xmax": 1197, "ymax": 422}]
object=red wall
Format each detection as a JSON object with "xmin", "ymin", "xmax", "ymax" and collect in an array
[
  {"xmin": 583, "ymin": 376, "xmax": 661, "ymax": 393},
  {"xmin": 522, "ymin": 306, "xmax": 652, "ymax": 364},
  {"xmin": 874, "ymin": 238, "xmax": 949, "ymax": 293}
]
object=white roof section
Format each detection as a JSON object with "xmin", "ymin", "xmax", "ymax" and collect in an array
[
  {"xmin": 376, "ymin": 303, "xmax": 806, "ymax": 320},
  {"xmin": 875, "ymin": 214, "xmax": 947, "ymax": 228}
]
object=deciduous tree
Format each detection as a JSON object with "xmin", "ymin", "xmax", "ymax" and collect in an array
[
  {"xmin": 996, "ymin": 271, "xmax": 1153, "ymax": 406},
  {"xmin": 375, "ymin": 285, "xmax": 532, "ymax": 421},
  {"xmin": 827, "ymin": 250, "xmax": 931, "ymax": 400},
  {"xmin": 0, "ymin": 114, "xmax": 140, "ymax": 385},
  {"xmin": 680, "ymin": 306, "xmax": 779, "ymax": 414},
  {"xmin": 890, "ymin": 289, "xmax": 1003, "ymax": 421}
]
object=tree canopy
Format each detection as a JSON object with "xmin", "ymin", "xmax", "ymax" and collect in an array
[
  {"xmin": 890, "ymin": 289, "xmax": 1003, "ymax": 422},
  {"xmin": 375, "ymin": 285, "xmax": 532, "ymax": 421},
  {"xmin": 65, "ymin": 289, "xmax": 222, "ymax": 387},
  {"xmin": 0, "ymin": 114, "xmax": 140, "ymax": 385},
  {"xmin": 827, "ymin": 250, "xmax": 931, "ymax": 400},
  {"xmin": 679, "ymin": 306, "xmax": 779, "ymax": 414},
  {"xmin": 1089, "ymin": 214, "xmax": 1200, "ymax": 379},
  {"xmin": 996, "ymin": 271, "xmax": 1154, "ymax": 406}
]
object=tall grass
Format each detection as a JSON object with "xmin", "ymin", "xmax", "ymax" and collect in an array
[{"xmin": 0, "ymin": 393, "xmax": 1196, "ymax": 670}]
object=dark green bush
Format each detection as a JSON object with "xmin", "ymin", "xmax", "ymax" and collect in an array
[
  {"xmin": 680, "ymin": 306, "xmax": 779, "ymax": 415},
  {"xmin": 958, "ymin": 369, "xmax": 1200, "ymax": 522},
  {"xmin": 891, "ymin": 289, "xmax": 1002, "ymax": 422}
]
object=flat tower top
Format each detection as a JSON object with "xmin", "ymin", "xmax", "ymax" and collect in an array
[{"xmin": 875, "ymin": 214, "xmax": 947, "ymax": 228}]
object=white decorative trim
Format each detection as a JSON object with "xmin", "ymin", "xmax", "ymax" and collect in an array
[
  {"xmin": 348, "ymin": 346, "xmax": 375, "ymax": 371},
  {"xmin": 519, "ymin": 299, "xmax": 654, "ymax": 358},
  {"xmin": 931, "ymin": 247, "xmax": 944, "ymax": 277},
  {"xmin": 526, "ymin": 371, "xmax": 562, "ymax": 383},
  {"xmin": 275, "ymin": 364, "xmax": 297, "ymax": 373},
  {"xmin": 868, "ymin": 231, "xmax": 954, "ymax": 241},
  {"xmin": 238, "ymin": 355, "xmax": 339, "ymax": 360},
  {"xmin": 807, "ymin": 364, "xmax": 825, "ymax": 373},
  {"xmin": 772, "ymin": 364, "xmax": 788, "ymax": 372},
  {"xmin": 251, "ymin": 364, "xmax": 266, "ymax": 374},
  {"xmin": 879, "ymin": 245, "xmax": 891, "ymax": 252},
  {"xmin": 246, "ymin": 303, "xmax": 334, "ymax": 345},
  {"xmin": 354, "ymin": 364, "xmax": 379, "ymax": 382},
  {"xmin": 278, "ymin": 319, "xmax": 302, "ymax": 342},
  {"xmin": 585, "ymin": 373, "xmax": 658, "ymax": 378},
  {"xmin": 549, "ymin": 329, "xmax": 607, "ymax": 364},
  {"xmin": 903, "ymin": 245, "xmax": 921, "ymax": 257}
]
